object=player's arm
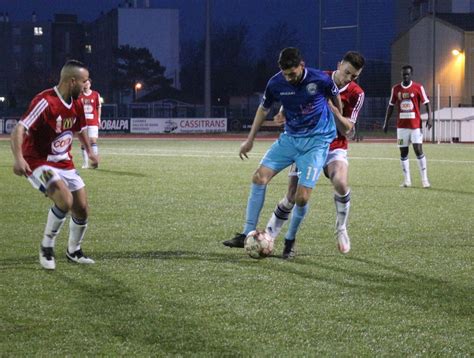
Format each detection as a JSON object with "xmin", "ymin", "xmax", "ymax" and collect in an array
[
  {"xmin": 239, "ymin": 105, "xmax": 270, "ymax": 160},
  {"xmin": 77, "ymin": 129, "xmax": 99, "ymax": 168},
  {"xmin": 383, "ymin": 105, "xmax": 394, "ymax": 133},
  {"xmin": 327, "ymin": 100, "xmax": 353, "ymax": 134},
  {"xmin": 10, "ymin": 123, "xmax": 32, "ymax": 176},
  {"xmin": 329, "ymin": 94, "xmax": 343, "ymax": 115},
  {"xmin": 424, "ymin": 101, "xmax": 432, "ymax": 130},
  {"xmin": 97, "ymin": 93, "xmax": 102, "ymax": 125},
  {"xmin": 384, "ymin": 86, "xmax": 397, "ymax": 133}
]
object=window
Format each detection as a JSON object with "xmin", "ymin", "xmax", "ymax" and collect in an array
[
  {"xmin": 85, "ymin": 44, "xmax": 92, "ymax": 53},
  {"xmin": 34, "ymin": 27, "xmax": 43, "ymax": 36}
]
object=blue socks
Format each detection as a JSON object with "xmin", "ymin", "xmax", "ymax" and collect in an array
[
  {"xmin": 285, "ymin": 204, "xmax": 309, "ymax": 241},
  {"xmin": 243, "ymin": 183, "xmax": 266, "ymax": 235}
]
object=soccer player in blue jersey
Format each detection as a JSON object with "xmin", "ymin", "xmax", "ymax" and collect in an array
[{"xmin": 223, "ymin": 47, "xmax": 342, "ymax": 258}]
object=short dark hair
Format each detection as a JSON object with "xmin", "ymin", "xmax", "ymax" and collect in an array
[
  {"xmin": 342, "ymin": 51, "xmax": 365, "ymax": 70},
  {"xmin": 63, "ymin": 59, "xmax": 87, "ymax": 70},
  {"xmin": 402, "ymin": 65, "xmax": 413, "ymax": 72},
  {"xmin": 278, "ymin": 47, "xmax": 303, "ymax": 70}
]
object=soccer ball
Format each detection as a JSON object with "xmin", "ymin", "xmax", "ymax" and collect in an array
[{"xmin": 244, "ymin": 230, "xmax": 274, "ymax": 259}]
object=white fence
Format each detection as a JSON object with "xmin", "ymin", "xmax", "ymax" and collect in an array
[{"xmin": 421, "ymin": 108, "xmax": 474, "ymax": 143}]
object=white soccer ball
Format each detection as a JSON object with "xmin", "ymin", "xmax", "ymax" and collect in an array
[{"xmin": 244, "ymin": 230, "xmax": 274, "ymax": 259}]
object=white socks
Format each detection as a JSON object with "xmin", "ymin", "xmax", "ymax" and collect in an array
[
  {"xmin": 417, "ymin": 154, "xmax": 428, "ymax": 182},
  {"xmin": 42, "ymin": 205, "xmax": 67, "ymax": 248},
  {"xmin": 68, "ymin": 217, "xmax": 88, "ymax": 253},
  {"xmin": 266, "ymin": 196, "xmax": 294, "ymax": 239},
  {"xmin": 334, "ymin": 190, "xmax": 351, "ymax": 231}
]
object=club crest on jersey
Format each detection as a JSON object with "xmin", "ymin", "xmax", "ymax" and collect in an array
[
  {"xmin": 51, "ymin": 131, "xmax": 73, "ymax": 154},
  {"xmin": 402, "ymin": 93, "xmax": 411, "ymax": 99},
  {"xmin": 306, "ymin": 83, "xmax": 318, "ymax": 95}
]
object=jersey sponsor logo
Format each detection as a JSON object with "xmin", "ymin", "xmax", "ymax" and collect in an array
[
  {"xmin": 400, "ymin": 99, "xmax": 414, "ymax": 111},
  {"xmin": 51, "ymin": 131, "xmax": 73, "ymax": 154},
  {"xmin": 399, "ymin": 112, "xmax": 415, "ymax": 119},
  {"xmin": 84, "ymin": 104, "xmax": 94, "ymax": 113},
  {"xmin": 280, "ymin": 91, "xmax": 295, "ymax": 96},
  {"xmin": 62, "ymin": 117, "xmax": 76, "ymax": 130},
  {"xmin": 306, "ymin": 83, "xmax": 318, "ymax": 95}
]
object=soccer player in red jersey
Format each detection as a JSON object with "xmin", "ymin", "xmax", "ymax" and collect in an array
[
  {"xmin": 383, "ymin": 65, "xmax": 432, "ymax": 188},
  {"xmin": 79, "ymin": 78, "xmax": 102, "ymax": 169},
  {"xmin": 10, "ymin": 60, "xmax": 99, "ymax": 270}
]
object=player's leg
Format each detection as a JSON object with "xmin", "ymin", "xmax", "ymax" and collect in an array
[
  {"xmin": 66, "ymin": 187, "xmax": 94, "ymax": 263},
  {"xmin": 412, "ymin": 129, "xmax": 430, "ymax": 188},
  {"xmin": 326, "ymin": 151, "xmax": 351, "ymax": 254},
  {"xmin": 282, "ymin": 138, "xmax": 328, "ymax": 259},
  {"xmin": 61, "ymin": 169, "xmax": 95, "ymax": 264},
  {"xmin": 223, "ymin": 134, "xmax": 294, "ymax": 248},
  {"xmin": 81, "ymin": 127, "xmax": 89, "ymax": 168},
  {"xmin": 223, "ymin": 165, "xmax": 277, "ymax": 248},
  {"xmin": 265, "ymin": 165, "xmax": 297, "ymax": 239},
  {"xmin": 29, "ymin": 166, "xmax": 73, "ymax": 270},
  {"xmin": 89, "ymin": 126, "xmax": 99, "ymax": 169},
  {"xmin": 397, "ymin": 128, "xmax": 411, "ymax": 187}
]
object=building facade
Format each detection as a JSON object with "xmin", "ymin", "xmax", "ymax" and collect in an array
[{"xmin": 391, "ymin": 13, "xmax": 474, "ymax": 107}]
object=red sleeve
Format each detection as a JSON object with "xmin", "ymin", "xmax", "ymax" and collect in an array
[
  {"xmin": 348, "ymin": 88, "xmax": 365, "ymax": 123},
  {"xmin": 20, "ymin": 95, "xmax": 49, "ymax": 130}
]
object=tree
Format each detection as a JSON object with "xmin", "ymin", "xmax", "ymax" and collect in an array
[
  {"xmin": 180, "ymin": 21, "xmax": 255, "ymax": 104},
  {"xmin": 112, "ymin": 45, "xmax": 172, "ymax": 101},
  {"xmin": 254, "ymin": 21, "xmax": 302, "ymax": 91}
]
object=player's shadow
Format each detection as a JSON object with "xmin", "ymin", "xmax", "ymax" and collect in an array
[
  {"xmin": 278, "ymin": 254, "xmax": 471, "ymax": 318},
  {"xmin": 92, "ymin": 168, "xmax": 147, "ymax": 177}
]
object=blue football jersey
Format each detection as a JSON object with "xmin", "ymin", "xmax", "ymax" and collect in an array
[{"xmin": 261, "ymin": 67, "xmax": 338, "ymax": 140}]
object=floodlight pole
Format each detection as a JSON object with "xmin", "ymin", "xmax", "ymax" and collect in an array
[
  {"xmin": 204, "ymin": 0, "xmax": 211, "ymax": 118},
  {"xmin": 431, "ymin": 0, "xmax": 436, "ymax": 143}
]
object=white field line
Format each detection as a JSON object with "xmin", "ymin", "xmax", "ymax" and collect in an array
[{"xmin": 102, "ymin": 150, "xmax": 474, "ymax": 164}]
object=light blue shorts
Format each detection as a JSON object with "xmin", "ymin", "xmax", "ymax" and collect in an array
[{"xmin": 260, "ymin": 133, "xmax": 330, "ymax": 188}]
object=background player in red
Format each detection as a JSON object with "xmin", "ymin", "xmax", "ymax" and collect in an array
[
  {"xmin": 267, "ymin": 51, "xmax": 365, "ymax": 256},
  {"xmin": 79, "ymin": 78, "xmax": 101, "ymax": 169},
  {"xmin": 383, "ymin": 65, "xmax": 432, "ymax": 188},
  {"xmin": 10, "ymin": 60, "xmax": 99, "ymax": 270}
]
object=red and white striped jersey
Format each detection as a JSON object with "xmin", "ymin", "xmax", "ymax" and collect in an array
[
  {"xmin": 326, "ymin": 71, "xmax": 365, "ymax": 150},
  {"xmin": 389, "ymin": 81, "xmax": 429, "ymax": 129},
  {"xmin": 79, "ymin": 90, "xmax": 101, "ymax": 126},
  {"xmin": 20, "ymin": 86, "xmax": 87, "ymax": 171}
]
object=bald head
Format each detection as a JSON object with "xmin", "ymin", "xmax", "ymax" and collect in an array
[{"xmin": 59, "ymin": 60, "xmax": 89, "ymax": 100}]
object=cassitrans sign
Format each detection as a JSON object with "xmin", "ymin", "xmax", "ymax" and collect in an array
[{"xmin": 130, "ymin": 118, "xmax": 227, "ymax": 134}]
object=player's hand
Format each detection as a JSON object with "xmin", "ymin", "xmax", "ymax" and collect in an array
[
  {"xmin": 327, "ymin": 100, "xmax": 341, "ymax": 114},
  {"xmin": 426, "ymin": 119, "xmax": 433, "ymax": 130},
  {"xmin": 13, "ymin": 157, "xmax": 32, "ymax": 177},
  {"xmin": 273, "ymin": 111, "xmax": 286, "ymax": 126},
  {"xmin": 88, "ymin": 153, "xmax": 99, "ymax": 169},
  {"xmin": 239, "ymin": 139, "xmax": 253, "ymax": 160}
]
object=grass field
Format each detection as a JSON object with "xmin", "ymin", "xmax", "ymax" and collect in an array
[{"xmin": 0, "ymin": 137, "xmax": 473, "ymax": 356}]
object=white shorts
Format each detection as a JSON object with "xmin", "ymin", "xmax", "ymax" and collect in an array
[
  {"xmin": 325, "ymin": 148, "xmax": 348, "ymax": 166},
  {"xmin": 87, "ymin": 126, "xmax": 99, "ymax": 139},
  {"xmin": 28, "ymin": 165, "xmax": 85, "ymax": 194},
  {"xmin": 397, "ymin": 128, "xmax": 423, "ymax": 147},
  {"xmin": 288, "ymin": 148, "xmax": 348, "ymax": 176}
]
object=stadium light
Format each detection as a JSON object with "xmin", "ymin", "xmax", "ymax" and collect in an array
[
  {"xmin": 134, "ymin": 82, "xmax": 143, "ymax": 100},
  {"xmin": 451, "ymin": 49, "xmax": 462, "ymax": 56},
  {"xmin": 0, "ymin": 96, "xmax": 5, "ymax": 102}
]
